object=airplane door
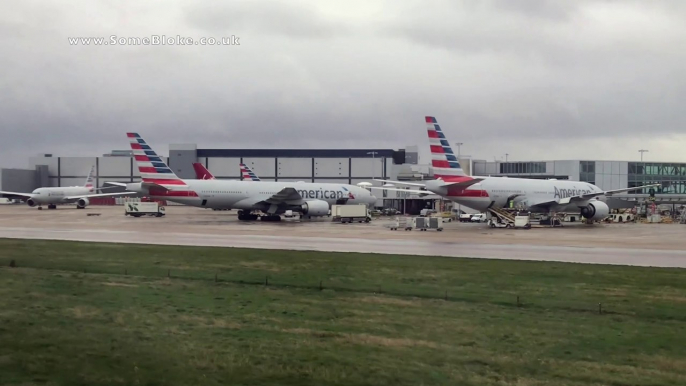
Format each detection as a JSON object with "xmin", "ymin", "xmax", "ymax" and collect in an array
[{"xmin": 199, "ymin": 191, "xmax": 212, "ymax": 207}]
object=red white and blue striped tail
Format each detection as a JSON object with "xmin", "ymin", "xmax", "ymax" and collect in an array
[
  {"xmin": 84, "ymin": 165, "xmax": 95, "ymax": 190},
  {"xmin": 127, "ymin": 133, "xmax": 188, "ymax": 186},
  {"xmin": 240, "ymin": 163, "xmax": 261, "ymax": 181},
  {"xmin": 425, "ymin": 116, "xmax": 466, "ymax": 179}
]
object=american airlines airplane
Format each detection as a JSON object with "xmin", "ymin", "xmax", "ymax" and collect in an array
[
  {"xmin": 0, "ymin": 166, "xmax": 134, "ymax": 210},
  {"xmin": 374, "ymin": 116, "xmax": 658, "ymax": 222},
  {"xmin": 108, "ymin": 133, "xmax": 377, "ymax": 221}
]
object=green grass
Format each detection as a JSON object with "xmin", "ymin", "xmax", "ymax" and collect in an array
[{"xmin": 1, "ymin": 239, "xmax": 686, "ymax": 385}]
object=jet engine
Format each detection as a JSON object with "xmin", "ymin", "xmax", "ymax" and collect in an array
[
  {"xmin": 26, "ymin": 198, "xmax": 37, "ymax": 207},
  {"xmin": 300, "ymin": 200, "xmax": 329, "ymax": 216},
  {"xmin": 580, "ymin": 201, "xmax": 609, "ymax": 221},
  {"xmin": 76, "ymin": 197, "xmax": 90, "ymax": 209}
]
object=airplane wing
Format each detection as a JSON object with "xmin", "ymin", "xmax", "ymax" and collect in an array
[
  {"xmin": 103, "ymin": 182, "xmax": 128, "ymax": 187},
  {"xmin": 529, "ymin": 184, "xmax": 661, "ymax": 208},
  {"xmin": 64, "ymin": 191, "xmax": 136, "ymax": 200},
  {"xmin": 0, "ymin": 191, "xmax": 33, "ymax": 200},
  {"xmin": 604, "ymin": 185, "xmax": 661, "ymax": 196},
  {"xmin": 264, "ymin": 187, "xmax": 302, "ymax": 204}
]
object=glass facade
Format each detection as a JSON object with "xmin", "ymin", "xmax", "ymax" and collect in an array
[
  {"xmin": 579, "ymin": 161, "xmax": 595, "ymax": 185},
  {"xmin": 499, "ymin": 162, "xmax": 546, "ymax": 174},
  {"xmin": 628, "ymin": 162, "xmax": 686, "ymax": 194}
]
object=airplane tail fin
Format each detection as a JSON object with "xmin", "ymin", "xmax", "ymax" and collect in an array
[
  {"xmin": 192, "ymin": 163, "xmax": 215, "ymax": 180},
  {"xmin": 84, "ymin": 165, "xmax": 95, "ymax": 190},
  {"xmin": 425, "ymin": 116, "xmax": 466, "ymax": 179},
  {"xmin": 240, "ymin": 163, "xmax": 261, "ymax": 181},
  {"xmin": 126, "ymin": 133, "xmax": 187, "ymax": 187}
]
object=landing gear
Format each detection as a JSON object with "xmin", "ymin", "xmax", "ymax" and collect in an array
[
  {"xmin": 237, "ymin": 210, "xmax": 259, "ymax": 221},
  {"xmin": 48, "ymin": 204, "xmax": 57, "ymax": 210},
  {"xmin": 260, "ymin": 215, "xmax": 281, "ymax": 222},
  {"xmin": 37, "ymin": 206, "xmax": 43, "ymax": 210}
]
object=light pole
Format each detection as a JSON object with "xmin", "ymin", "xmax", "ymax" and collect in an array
[
  {"xmin": 454, "ymin": 142, "xmax": 463, "ymax": 158},
  {"xmin": 639, "ymin": 149, "xmax": 648, "ymax": 162},
  {"xmin": 367, "ymin": 151, "xmax": 378, "ymax": 180},
  {"xmin": 505, "ymin": 153, "xmax": 509, "ymax": 162},
  {"xmin": 454, "ymin": 143, "xmax": 464, "ymax": 220}
]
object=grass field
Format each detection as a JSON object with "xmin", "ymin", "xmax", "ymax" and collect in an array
[{"xmin": 1, "ymin": 239, "xmax": 686, "ymax": 385}]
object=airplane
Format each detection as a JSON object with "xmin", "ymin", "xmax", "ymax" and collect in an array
[
  {"xmin": 373, "ymin": 116, "xmax": 659, "ymax": 222},
  {"xmin": 190, "ymin": 162, "xmax": 261, "ymax": 181},
  {"xmin": 106, "ymin": 133, "xmax": 377, "ymax": 221},
  {"xmin": 0, "ymin": 165, "xmax": 135, "ymax": 210}
]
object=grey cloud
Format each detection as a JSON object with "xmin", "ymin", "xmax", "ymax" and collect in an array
[
  {"xmin": 184, "ymin": 0, "xmax": 349, "ymax": 38},
  {"xmin": 0, "ymin": 0, "xmax": 685, "ymax": 168}
]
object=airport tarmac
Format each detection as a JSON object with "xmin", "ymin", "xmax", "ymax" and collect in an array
[{"xmin": 1, "ymin": 205, "xmax": 686, "ymax": 268}]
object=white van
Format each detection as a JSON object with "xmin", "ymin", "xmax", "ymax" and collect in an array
[{"xmin": 470, "ymin": 213, "xmax": 487, "ymax": 222}]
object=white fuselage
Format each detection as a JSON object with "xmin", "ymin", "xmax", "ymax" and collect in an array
[
  {"xmin": 127, "ymin": 179, "xmax": 377, "ymax": 212},
  {"xmin": 427, "ymin": 177, "xmax": 605, "ymax": 213},
  {"xmin": 30, "ymin": 187, "xmax": 94, "ymax": 204}
]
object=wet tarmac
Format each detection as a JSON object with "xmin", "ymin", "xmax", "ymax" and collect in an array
[{"xmin": 1, "ymin": 205, "xmax": 685, "ymax": 268}]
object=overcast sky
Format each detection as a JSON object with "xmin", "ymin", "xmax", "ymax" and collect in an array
[{"xmin": 1, "ymin": 0, "xmax": 685, "ymax": 168}]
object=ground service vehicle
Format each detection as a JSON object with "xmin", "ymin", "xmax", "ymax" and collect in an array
[
  {"xmin": 125, "ymin": 202, "xmax": 165, "ymax": 217},
  {"xmin": 332, "ymin": 204, "xmax": 371, "ymax": 223},
  {"xmin": 412, "ymin": 216, "xmax": 444, "ymax": 231},
  {"xmin": 471, "ymin": 214, "xmax": 487, "ymax": 222}
]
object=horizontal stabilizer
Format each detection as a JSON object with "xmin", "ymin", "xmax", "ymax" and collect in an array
[
  {"xmin": 370, "ymin": 187, "xmax": 432, "ymax": 195},
  {"xmin": 440, "ymin": 178, "xmax": 484, "ymax": 188},
  {"xmin": 372, "ymin": 179, "xmax": 427, "ymax": 187},
  {"xmin": 142, "ymin": 182, "xmax": 170, "ymax": 191}
]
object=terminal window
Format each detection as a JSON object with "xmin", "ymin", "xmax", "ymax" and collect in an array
[
  {"xmin": 499, "ymin": 162, "xmax": 546, "ymax": 174},
  {"xmin": 628, "ymin": 162, "xmax": 686, "ymax": 194}
]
